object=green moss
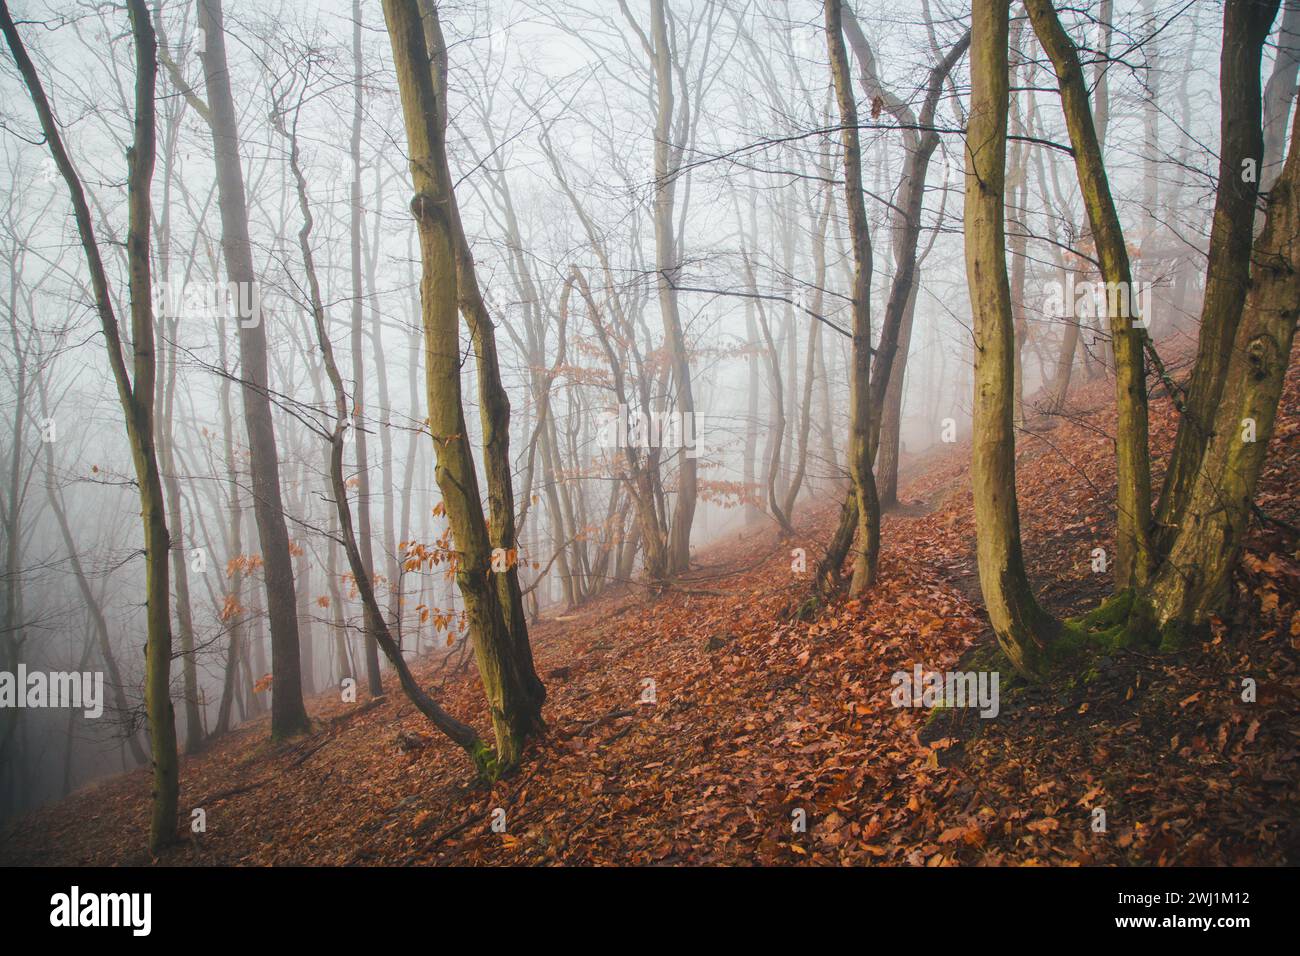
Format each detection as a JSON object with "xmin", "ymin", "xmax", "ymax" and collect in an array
[
  {"xmin": 470, "ymin": 740, "xmax": 500, "ymax": 782},
  {"xmin": 1001, "ymin": 587, "xmax": 1206, "ymax": 690},
  {"xmin": 1077, "ymin": 589, "xmax": 1134, "ymax": 631},
  {"xmin": 958, "ymin": 641, "xmax": 1031, "ymax": 703},
  {"xmin": 1052, "ymin": 589, "xmax": 1158, "ymax": 661},
  {"xmin": 1157, "ymin": 617, "xmax": 1207, "ymax": 652},
  {"xmin": 1120, "ymin": 592, "xmax": 1208, "ymax": 653},
  {"xmin": 961, "ymin": 640, "xmax": 1014, "ymax": 674},
  {"xmin": 1032, "ymin": 590, "xmax": 1155, "ymax": 683}
]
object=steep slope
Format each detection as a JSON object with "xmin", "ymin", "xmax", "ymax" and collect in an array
[{"xmin": 2, "ymin": 352, "xmax": 1297, "ymax": 866}]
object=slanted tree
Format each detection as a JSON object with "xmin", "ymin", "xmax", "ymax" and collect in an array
[
  {"xmin": 1026, "ymin": 0, "xmax": 1161, "ymax": 590},
  {"xmin": 1133, "ymin": 110, "xmax": 1300, "ymax": 642},
  {"xmin": 36, "ymin": 374, "xmax": 149, "ymax": 767},
  {"xmin": 273, "ymin": 83, "xmax": 490, "ymax": 773},
  {"xmin": 418, "ymin": 0, "xmax": 545, "ymax": 714},
  {"xmin": 1, "ymin": 0, "xmax": 180, "ymax": 851},
  {"xmin": 816, "ymin": 5, "xmax": 967, "ymax": 587},
  {"xmin": 841, "ymin": 5, "xmax": 969, "ymax": 469},
  {"xmin": 979, "ymin": 0, "xmax": 1297, "ymax": 675},
  {"xmin": 382, "ymin": 0, "xmax": 543, "ymax": 770}
]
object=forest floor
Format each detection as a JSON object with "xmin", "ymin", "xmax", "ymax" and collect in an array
[{"xmin": 4, "ymin": 347, "xmax": 1299, "ymax": 866}]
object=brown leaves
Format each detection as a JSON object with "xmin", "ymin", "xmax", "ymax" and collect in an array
[
  {"xmin": 225, "ymin": 553, "xmax": 264, "ymax": 577},
  {"xmin": 938, "ymin": 823, "xmax": 985, "ymax": 846},
  {"xmin": 7, "ymin": 345, "xmax": 1299, "ymax": 869},
  {"xmin": 218, "ymin": 593, "xmax": 244, "ymax": 623}
]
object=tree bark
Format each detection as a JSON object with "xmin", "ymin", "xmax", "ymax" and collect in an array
[
  {"xmin": 1262, "ymin": 0, "xmax": 1300, "ymax": 193},
  {"xmin": 1, "ymin": 0, "xmax": 180, "ymax": 851},
  {"xmin": 825, "ymin": 0, "xmax": 879, "ymax": 596},
  {"xmin": 383, "ymin": 0, "xmax": 542, "ymax": 770},
  {"xmin": 350, "ymin": 0, "xmax": 384, "ymax": 698},
  {"xmin": 1136, "ymin": 102, "xmax": 1300, "ymax": 644},
  {"xmin": 1027, "ymin": 0, "xmax": 1157, "ymax": 590},
  {"xmin": 280, "ymin": 108, "xmax": 489, "ymax": 771},
  {"xmin": 196, "ymin": 0, "xmax": 310, "ymax": 738},
  {"xmin": 649, "ymin": 0, "xmax": 698, "ymax": 575},
  {"xmin": 1154, "ymin": 0, "xmax": 1280, "ymax": 549},
  {"xmin": 965, "ymin": 0, "xmax": 1060, "ymax": 677},
  {"xmin": 418, "ymin": 1, "xmax": 545, "ymax": 716}
]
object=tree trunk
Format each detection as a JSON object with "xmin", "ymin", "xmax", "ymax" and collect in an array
[
  {"xmin": 383, "ymin": 0, "xmax": 543, "ymax": 770},
  {"xmin": 743, "ymin": 295, "xmax": 761, "ymax": 523},
  {"xmin": 281, "ymin": 109, "xmax": 489, "ymax": 772},
  {"xmin": 197, "ymin": 0, "xmax": 310, "ymax": 738},
  {"xmin": 213, "ymin": 313, "xmax": 244, "ymax": 737},
  {"xmin": 1154, "ymin": 0, "xmax": 1280, "ymax": 549},
  {"xmin": 1262, "ymin": 0, "xmax": 1300, "ymax": 192},
  {"xmin": 418, "ymin": 0, "xmax": 545, "ymax": 716},
  {"xmin": 1135, "ymin": 102, "xmax": 1300, "ymax": 644},
  {"xmin": 826, "ymin": 0, "xmax": 879, "ymax": 596},
  {"xmin": 1027, "ymin": 0, "xmax": 1157, "ymax": 590},
  {"xmin": 649, "ymin": 0, "xmax": 698, "ymax": 575},
  {"xmin": 350, "ymin": 0, "xmax": 384, "ymax": 698},
  {"xmin": 38, "ymin": 378, "xmax": 149, "ymax": 765},
  {"xmin": 1, "ymin": 0, "xmax": 180, "ymax": 851},
  {"xmin": 877, "ymin": 276, "xmax": 918, "ymax": 507},
  {"xmin": 965, "ymin": 0, "xmax": 1060, "ymax": 678},
  {"xmin": 743, "ymin": 253, "xmax": 794, "ymax": 536}
]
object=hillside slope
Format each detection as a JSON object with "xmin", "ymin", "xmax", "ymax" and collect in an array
[{"xmin": 3, "ymin": 354, "xmax": 1297, "ymax": 866}]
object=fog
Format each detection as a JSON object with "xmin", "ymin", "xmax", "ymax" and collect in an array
[{"xmin": 0, "ymin": 0, "xmax": 1252, "ymax": 818}]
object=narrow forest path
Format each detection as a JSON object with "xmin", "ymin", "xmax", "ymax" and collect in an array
[{"xmin": 2, "ymin": 359, "xmax": 1297, "ymax": 866}]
